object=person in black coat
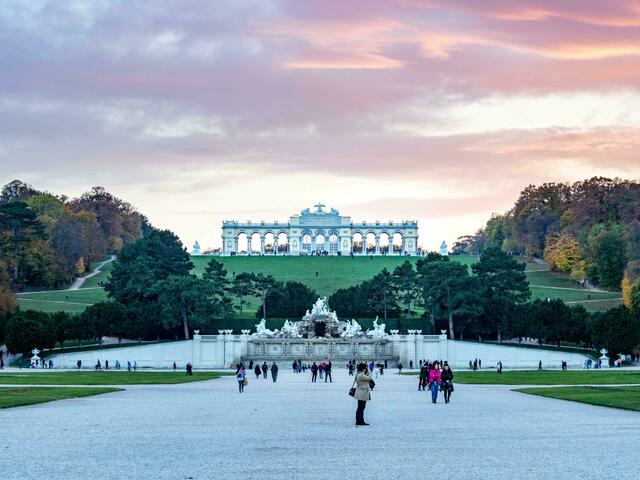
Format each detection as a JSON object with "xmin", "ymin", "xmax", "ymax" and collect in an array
[
  {"xmin": 262, "ymin": 362, "xmax": 268, "ymax": 379},
  {"xmin": 254, "ymin": 364, "xmax": 261, "ymax": 379},
  {"xmin": 441, "ymin": 364, "xmax": 454, "ymax": 403},
  {"xmin": 271, "ymin": 362, "xmax": 279, "ymax": 382}
]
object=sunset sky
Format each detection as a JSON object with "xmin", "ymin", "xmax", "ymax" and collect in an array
[{"xmin": 2, "ymin": 0, "xmax": 640, "ymax": 251}]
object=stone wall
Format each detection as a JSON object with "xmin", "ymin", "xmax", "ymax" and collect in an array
[{"xmin": 50, "ymin": 333, "xmax": 594, "ymax": 370}]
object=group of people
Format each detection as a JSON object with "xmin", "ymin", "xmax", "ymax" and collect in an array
[
  {"xmin": 235, "ymin": 361, "xmax": 280, "ymax": 392},
  {"xmin": 309, "ymin": 361, "xmax": 333, "ymax": 382},
  {"xmin": 347, "ymin": 359, "xmax": 387, "ymax": 376},
  {"xmin": 90, "ymin": 359, "xmax": 137, "ymax": 371},
  {"xmin": 468, "ymin": 358, "xmax": 482, "ymax": 370},
  {"xmin": 418, "ymin": 360, "xmax": 455, "ymax": 404},
  {"xmin": 29, "ymin": 359, "xmax": 54, "ymax": 369}
]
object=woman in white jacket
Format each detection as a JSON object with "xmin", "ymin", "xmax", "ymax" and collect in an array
[{"xmin": 354, "ymin": 363, "xmax": 373, "ymax": 426}]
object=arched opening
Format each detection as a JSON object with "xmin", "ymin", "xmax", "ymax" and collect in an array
[
  {"xmin": 250, "ymin": 233, "xmax": 261, "ymax": 254},
  {"xmin": 302, "ymin": 233, "xmax": 312, "ymax": 254},
  {"xmin": 352, "ymin": 233, "xmax": 363, "ymax": 254},
  {"xmin": 237, "ymin": 233, "xmax": 248, "ymax": 254},
  {"xmin": 263, "ymin": 232, "xmax": 275, "ymax": 254},
  {"xmin": 365, "ymin": 233, "xmax": 376, "ymax": 254},
  {"xmin": 329, "ymin": 233, "xmax": 338, "ymax": 254},
  {"xmin": 277, "ymin": 232, "xmax": 288, "ymax": 254},
  {"xmin": 315, "ymin": 233, "xmax": 326, "ymax": 254},
  {"xmin": 379, "ymin": 232, "xmax": 390, "ymax": 255},
  {"xmin": 392, "ymin": 233, "xmax": 403, "ymax": 254}
]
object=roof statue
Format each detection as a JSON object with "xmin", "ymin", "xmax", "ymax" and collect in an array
[
  {"xmin": 439, "ymin": 240, "xmax": 448, "ymax": 256},
  {"xmin": 192, "ymin": 240, "xmax": 201, "ymax": 255},
  {"xmin": 366, "ymin": 317, "xmax": 387, "ymax": 339}
]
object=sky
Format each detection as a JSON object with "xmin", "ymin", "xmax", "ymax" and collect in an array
[{"xmin": 2, "ymin": 0, "xmax": 640, "ymax": 251}]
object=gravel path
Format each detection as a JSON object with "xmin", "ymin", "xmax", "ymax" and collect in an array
[{"xmin": 1, "ymin": 371, "xmax": 638, "ymax": 479}]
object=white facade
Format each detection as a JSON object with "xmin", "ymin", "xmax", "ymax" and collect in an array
[
  {"xmin": 50, "ymin": 332, "xmax": 593, "ymax": 370},
  {"xmin": 221, "ymin": 203, "xmax": 419, "ymax": 256}
]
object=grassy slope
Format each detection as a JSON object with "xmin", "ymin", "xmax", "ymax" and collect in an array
[
  {"xmin": 16, "ymin": 255, "xmax": 621, "ymax": 314},
  {"xmin": 441, "ymin": 370, "xmax": 640, "ymax": 385},
  {"xmin": 0, "ymin": 387, "xmax": 122, "ymax": 409},
  {"xmin": 515, "ymin": 386, "xmax": 640, "ymax": 412},
  {"xmin": 0, "ymin": 371, "xmax": 232, "ymax": 385}
]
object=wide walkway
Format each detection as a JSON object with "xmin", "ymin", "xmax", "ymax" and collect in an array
[{"xmin": 1, "ymin": 371, "xmax": 638, "ymax": 479}]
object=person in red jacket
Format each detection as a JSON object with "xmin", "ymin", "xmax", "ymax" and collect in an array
[{"xmin": 428, "ymin": 361, "xmax": 442, "ymax": 404}]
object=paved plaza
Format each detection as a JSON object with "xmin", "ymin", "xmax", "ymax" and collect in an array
[{"xmin": 2, "ymin": 371, "xmax": 639, "ymax": 479}]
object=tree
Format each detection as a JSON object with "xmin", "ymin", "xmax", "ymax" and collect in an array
[
  {"xmin": 591, "ymin": 306, "xmax": 640, "ymax": 357},
  {"xmin": 368, "ymin": 268, "xmax": 398, "ymax": 320},
  {"xmin": 253, "ymin": 273, "xmax": 278, "ymax": 319},
  {"xmin": 50, "ymin": 311, "xmax": 73, "ymax": 350},
  {"xmin": 5, "ymin": 310, "xmax": 55, "ymax": 357},
  {"xmin": 0, "ymin": 260, "xmax": 16, "ymax": 316},
  {"xmin": 106, "ymin": 229, "xmax": 193, "ymax": 305},
  {"xmin": 71, "ymin": 186, "xmax": 143, "ymax": 253},
  {"xmin": 0, "ymin": 201, "xmax": 46, "ymax": 288},
  {"xmin": 154, "ymin": 275, "xmax": 213, "ymax": 339},
  {"xmin": 587, "ymin": 228, "xmax": 626, "ymax": 288},
  {"xmin": 472, "ymin": 247, "xmax": 530, "ymax": 341},
  {"xmin": 202, "ymin": 259, "xmax": 234, "ymax": 319},
  {"xmin": 392, "ymin": 261, "xmax": 419, "ymax": 314},
  {"xmin": 231, "ymin": 273, "xmax": 255, "ymax": 315},
  {"xmin": 258, "ymin": 281, "xmax": 318, "ymax": 318},
  {"xmin": 543, "ymin": 233, "xmax": 583, "ymax": 274},
  {"xmin": 418, "ymin": 258, "xmax": 471, "ymax": 339}
]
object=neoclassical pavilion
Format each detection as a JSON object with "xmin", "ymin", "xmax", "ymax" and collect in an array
[{"xmin": 221, "ymin": 204, "xmax": 419, "ymax": 255}]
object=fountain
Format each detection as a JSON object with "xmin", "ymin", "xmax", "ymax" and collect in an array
[{"xmin": 244, "ymin": 298, "xmax": 397, "ymax": 365}]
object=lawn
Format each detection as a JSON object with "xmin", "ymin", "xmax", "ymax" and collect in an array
[
  {"xmin": 15, "ymin": 255, "xmax": 621, "ymax": 314},
  {"xmin": 515, "ymin": 386, "xmax": 640, "ymax": 412},
  {"xmin": 0, "ymin": 371, "xmax": 232, "ymax": 385},
  {"xmin": 0, "ymin": 387, "xmax": 122, "ymax": 409},
  {"xmin": 441, "ymin": 370, "xmax": 640, "ymax": 385}
]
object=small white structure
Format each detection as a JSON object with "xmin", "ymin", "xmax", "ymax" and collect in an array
[
  {"xmin": 30, "ymin": 348, "xmax": 41, "ymax": 366},
  {"xmin": 192, "ymin": 241, "xmax": 201, "ymax": 255},
  {"xmin": 599, "ymin": 348, "xmax": 610, "ymax": 368},
  {"xmin": 439, "ymin": 241, "xmax": 449, "ymax": 256}
]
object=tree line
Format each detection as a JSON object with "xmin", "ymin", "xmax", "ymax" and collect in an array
[
  {"xmin": 0, "ymin": 180, "xmax": 149, "ymax": 293},
  {"xmin": 452, "ymin": 177, "xmax": 640, "ymax": 291},
  {"xmin": 328, "ymin": 249, "xmax": 640, "ymax": 356}
]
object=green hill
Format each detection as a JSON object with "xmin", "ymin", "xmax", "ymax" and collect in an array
[{"xmin": 16, "ymin": 255, "xmax": 621, "ymax": 314}]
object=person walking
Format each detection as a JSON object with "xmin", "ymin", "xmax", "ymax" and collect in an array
[
  {"xmin": 236, "ymin": 364, "xmax": 246, "ymax": 393},
  {"xmin": 354, "ymin": 362, "xmax": 373, "ymax": 426},
  {"xmin": 319, "ymin": 361, "xmax": 325, "ymax": 380},
  {"xmin": 186, "ymin": 362, "xmax": 193, "ymax": 376},
  {"xmin": 348, "ymin": 361, "xmax": 354, "ymax": 376},
  {"xmin": 441, "ymin": 364, "xmax": 454, "ymax": 404},
  {"xmin": 271, "ymin": 362, "xmax": 279, "ymax": 382},
  {"xmin": 254, "ymin": 363, "xmax": 261, "ymax": 379},
  {"xmin": 292, "ymin": 360, "xmax": 297, "ymax": 373},
  {"xmin": 418, "ymin": 364, "xmax": 429, "ymax": 391},
  {"xmin": 173, "ymin": 361, "xmax": 177, "ymax": 372},
  {"xmin": 325, "ymin": 361, "xmax": 333, "ymax": 383},
  {"xmin": 429, "ymin": 361, "xmax": 442, "ymax": 404},
  {"xmin": 127, "ymin": 360, "xmax": 131, "ymax": 372},
  {"xmin": 311, "ymin": 362, "xmax": 318, "ymax": 382},
  {"xmin": 397, "ymin": 362, "xmax": 403, "ymax": 374},
  {"xmin": 262, "ymin": 362, "xmax": 268, "ymax": 379}
]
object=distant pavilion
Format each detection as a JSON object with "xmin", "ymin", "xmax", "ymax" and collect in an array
[{"xmin": 221, "ymin": 203, "xmax": 419, "ymax": 255}]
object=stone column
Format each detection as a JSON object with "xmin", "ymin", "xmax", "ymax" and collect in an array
[
  {"xmin": 234, "ymin": 237, "xmax": 238, "ymax": 254},
  {"xmin": 274, "ymin": 236, "xmax": 279, "ymax": 255},
  {"xmin": 260, "ymin": 235, "xmax": 265, "ymax": 255},
  {"xmin": 192, "ymin": 330, "xmax": 201, "ymax": 367},
  {"xmin": 247, "ymin": 237, "xmax": 252, "ymax": 254},
  {"xmin": 375, "ymin": 235, "xmax": 380, "ymax": 255},
  {"xmin": 216, "ymin": 331, "xmax": 225, "ymax": 368},
  {"xmin": 224, "ymin": 330, "xmax": 235, "ymax": 367}
]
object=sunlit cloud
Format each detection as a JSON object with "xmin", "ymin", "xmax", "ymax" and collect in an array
[{"xmin": 2, "ymin": 0, "xmax": 640, "ymax": 250}]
